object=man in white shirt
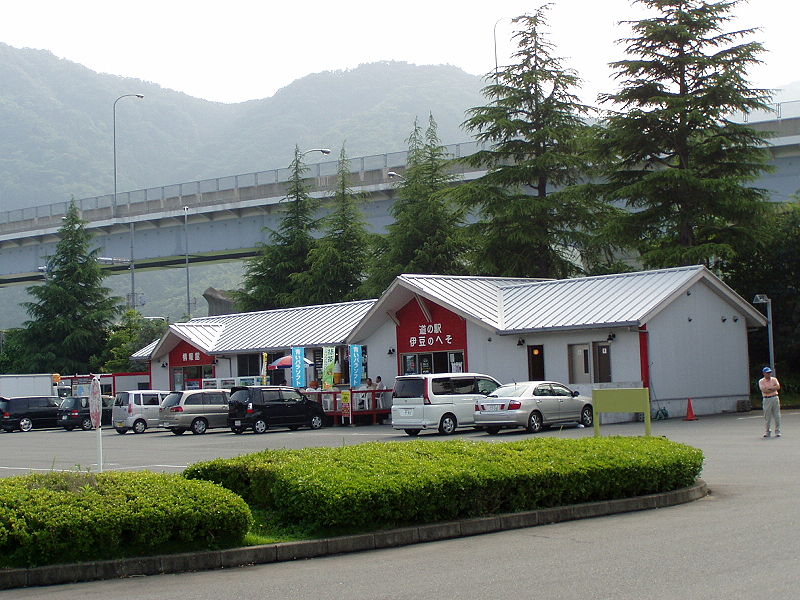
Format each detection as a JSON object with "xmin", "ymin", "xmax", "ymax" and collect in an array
[{"xmin": 759, "ymin": 367, "xmax": 781, "ymax": 438}]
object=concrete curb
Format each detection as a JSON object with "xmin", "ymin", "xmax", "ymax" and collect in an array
[{"xmin": 0, "ymin": 479, "xmax": 707, "ymax": 590}]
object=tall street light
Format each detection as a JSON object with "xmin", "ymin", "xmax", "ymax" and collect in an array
[
  {"xmin": 184, "ymin": 206, "xmax": 190, "ymax": 319},
  {"xmin": 113, "ymin": 93, "xmax": 144, "ymax": 308},
  {"xmin": 753, "ymin": 294, "xmax": 775, "ymax": 372}
]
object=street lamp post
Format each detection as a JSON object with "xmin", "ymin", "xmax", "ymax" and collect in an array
[
  {"xmin": 184, "ymin": 206, "xmax": 190, "ymax": 319},
  {"xmin": 113, "ymin": 93, "xmax": 144, "ymax": 308},
  {"xmin": 753, "ymin": 294, "xmax": 775, "ymax": 371}
]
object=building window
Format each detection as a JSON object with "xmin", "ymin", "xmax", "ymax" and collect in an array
[{"xmin": 237, "ymin": 354, "xmax": 261, "ymax": 376}]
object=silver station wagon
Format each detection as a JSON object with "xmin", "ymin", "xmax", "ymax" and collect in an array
[{"xmin": 474, "ymin": 381, "xmax": 593, "ymax": 435}]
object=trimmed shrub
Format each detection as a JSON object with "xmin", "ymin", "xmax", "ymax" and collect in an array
[
  {"xmin": 0, "ymin": 471, "xmax": 253, "ymax": 568},
  {"xmin": 184, "ymin": 437, "xmax": 703, "ymax": 532}
]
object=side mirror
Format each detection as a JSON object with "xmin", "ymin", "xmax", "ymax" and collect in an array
[{"xmin": 572, "ymin": 390, "xmax": 580, "ymax": 397}]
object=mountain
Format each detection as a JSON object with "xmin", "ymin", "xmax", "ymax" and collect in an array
[{"xmin": 0, "ymin": 43, "xmax": 486, "ymax": 211}]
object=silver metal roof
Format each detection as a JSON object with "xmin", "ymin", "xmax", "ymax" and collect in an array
[
  {"xmin": 498, "ymin": 266, "xmax": 705, "ymax": 332},
  {"xmin": 146, "ymin": 299, "xmax": 377, "ymax": 356},
  {"xmin": 395, "ymin": 274, "xmax": 545, "ymax": 328},
  {"xmin": 349, "ymin": 266, "xmax": 766, "ymax": 342}
]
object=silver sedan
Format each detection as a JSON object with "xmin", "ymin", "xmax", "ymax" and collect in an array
[{"xmin": 474, "ymin": 381, "xmax": 593, "ymax": 434}]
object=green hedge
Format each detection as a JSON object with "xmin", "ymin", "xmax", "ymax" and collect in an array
[
  {"xmin": 0, "ymin": 471, "xmax": 253, "ymax": 568},
  {"xmin": 184, "ymin": 437, "xmax": 703, "ymax": 532}
]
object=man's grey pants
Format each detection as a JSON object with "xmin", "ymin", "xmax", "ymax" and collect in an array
[{"xmin": 763, "ymin": 396, "xmax": 781, "ymax": 434}]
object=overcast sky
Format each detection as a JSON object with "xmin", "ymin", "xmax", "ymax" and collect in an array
[{"xmin": 2, "ymin": 0, "xmax": 798, "ymax": 105}]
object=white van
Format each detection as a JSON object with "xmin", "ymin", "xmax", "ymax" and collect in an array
[
  {"xmin": 391, "ymin": 373, "xmax": 500, "ymax": 436},
  {"xmin": 112, "ymin": 390, "xmax": 170, "ymax": 434}
]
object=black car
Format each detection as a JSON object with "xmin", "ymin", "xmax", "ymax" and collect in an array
[
  {"xmin": 57, "ymin": 396, "xmax": 114, "ymax": 431},
  {"xmin": 1, "ymin": 396, "xmax": 62, "ymax": 432},
  {"xmin": 228, "ymin": 386, "xmax": 325, "ymax": 434}
]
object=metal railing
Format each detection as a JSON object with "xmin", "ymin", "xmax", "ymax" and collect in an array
[
  {"xmin": 0, "ymin": 141, "xmax": 481, "ymax": 236},
  {"xmin": 2, "ymin": 98, "xmax": 798, "ymax": 233}
]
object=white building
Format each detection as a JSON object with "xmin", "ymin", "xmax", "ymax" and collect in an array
[{"xmin": 134, "ymin": 265, "xmax": 766, "ymax": 419}]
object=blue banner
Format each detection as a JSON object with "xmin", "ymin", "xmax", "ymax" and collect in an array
[
  {"xmin": 291, "ymin": 347, "xmax": 307, "ymax": 388},
  {"xmin": 349, "ymin": 345, "xmax": 362, "ymax": 387}
]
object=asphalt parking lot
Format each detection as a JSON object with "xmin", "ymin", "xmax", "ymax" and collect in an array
[
  {"xmin": 0, "ymin": 409, "xmax": 792, "ymax": 477},
  {"xmin": 3, "ymin": 409, "xmax": 800, "ymax": 599}
]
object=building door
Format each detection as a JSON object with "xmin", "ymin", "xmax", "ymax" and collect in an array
[
  {"xmin": 593, "ymin": 343, "xmax": 612, "ymax": 383},
  {"xmin": 568, "ymin": 344, "xmax": 591, "ymax": 384},
  {"xmin": 527, "ymin": 345, "xmax": 545, "ymax": 380}
]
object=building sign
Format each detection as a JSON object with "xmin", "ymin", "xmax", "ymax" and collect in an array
[
  {"xmin": 291, "ymin": 347, "xmax": 307, "ymax": 388},
  {"xmin": 169, "ymin": 341, "xmax": 214, "ymax": 367},
  {"xmin": 340, "ymin": 389, "xmax": 352, "ymax": 420},
  {"xmin": 349, "ymin": 345, "xmax": 362, "ymax": 387},
  {"xmin": 396, "ymin": 299, "xmax": 467, "ymax": 354}
]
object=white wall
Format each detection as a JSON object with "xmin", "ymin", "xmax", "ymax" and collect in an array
[
  {"xmin": 647, "ymin": 281, "xmax": 751, "ymax": 410},
  {"xmin": 149, "ymin": 355, "xmax": 171, "ymax": 390}
]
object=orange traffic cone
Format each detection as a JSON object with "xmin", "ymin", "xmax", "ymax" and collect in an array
[{"xmin": 684, "ymin": 398, "xmax": 697, "ymax": 421}]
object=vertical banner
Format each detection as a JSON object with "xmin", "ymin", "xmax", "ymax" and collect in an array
[
  {"xmin": 291, "ymin": 347, "xmax": 307, "ymax": 388},
  {"xmin": 349, "ymin": 344, "xmax": 363, "ymax": 388},
  {"xmin": 322, "ymin": 346, "xmax": 336, "ymax": 389},
  {"xmin": 261, "ymin": 352, "xmax": 268, "ymax": 385}
]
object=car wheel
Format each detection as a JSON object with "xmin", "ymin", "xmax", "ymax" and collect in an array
[
  {"xmin": 81, "ymin": 417, "xmax": 93, "ymax": 431},
  {"xmin": 486, "ymin": 426, "xmax": 501, "ymax": 435},
  {"xmin": 64, "ymin": 425, "xmax": 75, "ymax": 431},
  {"xmin": 580, "ymin": 405, "xmax": 594, "ymax": 427},
  {"xmin": 19, "ymin": 418, "xmax": 33, "ymax": 432},
  {"xmin": 190, "ymin": 419, "xmax": 208, "ymax": 435},
  {"xmin": 309, "ymin": 415, "xmax": 323, "ymax": 430},
  {"xmin": 171, "ymin": 428, "xmax": 185, "ymax": 435},
  {"xmin": 526, "ymin": 411, "xmax": 543, "ymax": 434},
  {"xmin": 115, "ymin": 428, "xmax": 128, "ymax": 434},
  {"xmin": 253, "ymin": 419, "xmax": 268, "ymax": 434},
  {"xmin": 132, "ymin": 419, "xmax": 147, "ymax": 434},
  {"xmin": 231, "ymin": 427, "xmax": 244, "ymax": 434},
  {"xmin": 438, "ymin": 414, "xmax": 457, "ymax": 435},
  {"xmin": 403, "ymin": 429, "xmax": 420, "ymax": 436}
]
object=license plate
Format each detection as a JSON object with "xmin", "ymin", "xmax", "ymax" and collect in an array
[
  {"xmin": 401, "ymin": 408, "xmax": 413, "ymax": 416},
  {"xmin": 235, "ymin": 420, "xmax": 242, "ymax": 427},
  {"xmin": 116, "ymin": 421, "xmax": 125, "ymax": 427},
  {"xmin": 61, "ymin": 415, "xmax": 67, "ymax": 420},
  {"xmin": 484, "ymin": 405, "xmax": 501, "ymax": 412}
]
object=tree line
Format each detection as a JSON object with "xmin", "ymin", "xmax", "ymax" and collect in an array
[{"xmin": 1, "ymin": 0, "xmax": 797, "ymax": 378}]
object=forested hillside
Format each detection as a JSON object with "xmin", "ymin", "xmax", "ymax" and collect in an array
[{"xmin": 0, "ymin": 43, "xmax": 484, "ymax": 211}]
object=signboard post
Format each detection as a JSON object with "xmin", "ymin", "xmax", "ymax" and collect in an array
[
  {"xmin": 340, "ymin": 390, "xmax": 352, "ymax": 426},
  {"xmin": 89, "ymin": 375, "xmax": 103, "ymax": 472}
]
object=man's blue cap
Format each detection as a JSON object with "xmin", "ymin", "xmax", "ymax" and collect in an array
[{"xmin": 763, "ymin": 367, "xmax": 773, "ymax": 373}]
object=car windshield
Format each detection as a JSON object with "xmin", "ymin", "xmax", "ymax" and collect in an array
[
  {"xmin": 0, "ymin": 400, "xmax": 6, "ymax": 412},
  {"xmin": 489, "ymin": 383, "xmax": 529, "ymax": 398},
  {"xmin": 229, "ymin": 390, "xmax": 251, "ymax": 404},
  {"xmin": 393, "ymin": 379, "xmax": 425, "ymax": 398},
  {"xmin": 161, "ymin": 393, "xmax": 182, "ymax": 408},
  {"xmin": 114, "ymin": 393, "xmax": 129, "ymax": 407},
  {"xmin": 60, "ymin": 397, "xmax": 79, "ymax": 409}
]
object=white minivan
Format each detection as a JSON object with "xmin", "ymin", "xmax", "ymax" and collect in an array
[
  {"xmin": 391, "ymin": 373, "xmax": 501, "ymax": 436},
  {"xmin": 112, "ymin": 390, "xmax": 170, "ymax": 434}
]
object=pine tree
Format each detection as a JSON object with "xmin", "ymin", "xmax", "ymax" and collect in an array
[
  {"xmin": 235, "ymin": 146, "xmax": 319, "ymax": 310},
  {"xmin": 19, "ymin": 200, "xmax": 122, "ymax": 373},
  {"xmin": 453, "ymin": 7, "xmax": 610, "ymax": 278},
  {"xmin": 362, "ymin": 115, "xmax": 466, "ymax": 295},
  {"xmin": 596, "ymin": 0, "xmax": 772, "ymax": 268},
  {"xmin": 294, "ymin": 146, "xmax": 370, "ymax": 304}
]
